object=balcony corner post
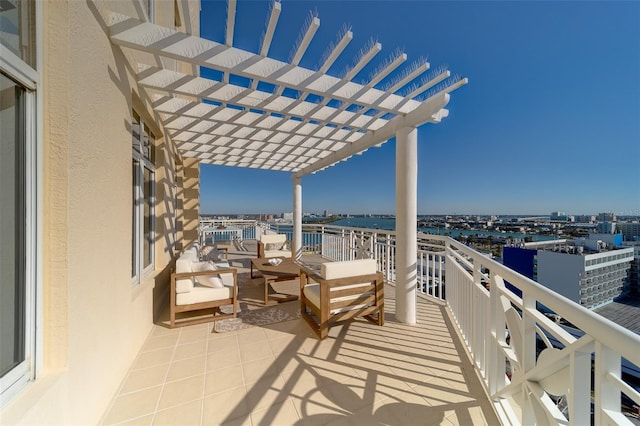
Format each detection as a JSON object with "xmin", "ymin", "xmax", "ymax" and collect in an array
[
  {"xmin": 293, "ymin": 175, "xmax": 302, "ymax": 260},
  {"xmin": 395, "ymin": 126, "xmax": 418, "ymax": 324}
]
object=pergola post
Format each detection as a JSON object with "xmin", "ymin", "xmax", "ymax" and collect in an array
[
  {"xmin": 293, "ymin": 176, "xmax": 303, "ymax": 259},
  {"xmin": 395, "ymin": 126, "xmax": 418, "ymax": 324}
]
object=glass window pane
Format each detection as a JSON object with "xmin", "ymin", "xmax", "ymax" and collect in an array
[
  {"xmin": 0, "ymin": 0, "xmax": 36, "ymax": 69},
  {"xmin": 0, "ymin": 72, "xmax": 26, "ymax": 377},
  {"xmin": 143, "ymin": 167, "xmax": 152, "ymax": 268},
  {"xmin": 131, "ymin": 161, "xmax": 138, "ymax": 279}
]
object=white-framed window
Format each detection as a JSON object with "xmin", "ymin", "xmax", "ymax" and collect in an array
[
  {"xmin": 0, "ymin": 0, "xmax": 39, "ymax": 406},
  {"xmin": 131, "ymin": 110, "xmax": 155, "ymax": 285}
]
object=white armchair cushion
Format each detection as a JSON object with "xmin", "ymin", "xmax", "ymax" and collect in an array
[
  {"xmin": 176, "ymin": 285, "xmax": 233, "ymax": 305},
  {"xmin": 191, "ymin": 261, "xmax": 224, "ymax": 289},
  {"xmin": 260, "ymin": 234, "xmax": 287, "ymax": 245},
  {"xmin": 321, "ymin": 258, "xmax": 377, "ymax": 280},
  {"xmin": 175, "ymin": 251, "xmax": 198, "ymax": 293}
]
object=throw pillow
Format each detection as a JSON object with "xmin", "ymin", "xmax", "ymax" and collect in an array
[
  {"xmin": 265, "ymin": 242, "xmax": 283, "ymax": 251},
  {"xmin": 192, "ymin": 261, "xmax": 224, "ymax": 288}
]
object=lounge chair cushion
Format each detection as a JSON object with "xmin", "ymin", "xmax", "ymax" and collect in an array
[
  {"xmin": 175, "ymin": 251, "xmax": 198, "ymax": 293},
  {"xmin": 321, "ymin": 258, "xmax": 376, "ymax": 280},
  {"xmin": 192, "ymin": 261, "xmax": 224, "ymax": 288},
  {"xmin": 176, "ymin": 284, "xmax": 233, "ymax": 305}
]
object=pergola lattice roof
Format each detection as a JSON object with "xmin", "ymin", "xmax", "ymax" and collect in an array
[{"xmin": 107, "ymin": 1, "xmax": 467, "ymax": 177}]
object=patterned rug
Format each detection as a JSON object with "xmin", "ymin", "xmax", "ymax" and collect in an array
[{"xmin": 214, "ymin": 301, "xmax": 300, "ymax": 333}]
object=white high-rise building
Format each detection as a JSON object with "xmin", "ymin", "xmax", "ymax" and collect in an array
[{"xmin": 504, "ymin": 237, "xmax": 634, "ymax": 309}]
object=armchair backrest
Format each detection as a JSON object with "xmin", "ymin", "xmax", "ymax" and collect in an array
[
  {"xmin": 321, "ymin": 258, "xmax": 377, "ymax": 280},
  {"xmin": 259, "ymin": 234, "xmax": 287, "ymax": 245}
]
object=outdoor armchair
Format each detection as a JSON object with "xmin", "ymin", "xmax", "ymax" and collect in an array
[{"xmin": 299, "ymin": 258, "xmax": 384, "ymax": 339}]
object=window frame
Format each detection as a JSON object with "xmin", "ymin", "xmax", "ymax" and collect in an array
[
  {"xmin": 0, "ymin": 2, "xmax": 42, "ymax": 404},
  {"xmin": 131, "ymin": 110, "xmax": 156, "ymax": 286}
]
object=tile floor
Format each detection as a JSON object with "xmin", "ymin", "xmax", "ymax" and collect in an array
[{"xmin": 100, "ymin": 293, "xmax": 500, "ymax": 425}]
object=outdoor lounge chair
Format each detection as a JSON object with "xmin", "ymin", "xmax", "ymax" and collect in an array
[{"xmin": 299, "ymin": 258, "xmax": 384, "ymax": 339}]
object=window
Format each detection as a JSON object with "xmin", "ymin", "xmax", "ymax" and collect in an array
[
  {"xmin": 131, "ymin": 110, "xmax": 155, "ymax": 285},
  {"xmin": 1, "ymin": 0, "xmax": 38, "ymax": 404}
]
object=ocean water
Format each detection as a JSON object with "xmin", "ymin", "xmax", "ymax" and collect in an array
[{"xmin": 326, "ymin": 217, "xmax": 555, "ymax": 242}]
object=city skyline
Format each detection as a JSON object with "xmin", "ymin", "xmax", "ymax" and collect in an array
[{"xmin": 199, "ymin": 1, "xmax": 640, "ymax": 216}]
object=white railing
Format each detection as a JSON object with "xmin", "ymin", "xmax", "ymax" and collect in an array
[
  {"xmin": 199, "ymin": 219, "xmax": 259, "ymax": 243},
  {"xmin": 261, "ymin": 221, "xmax": 640, "ymax": 424}
]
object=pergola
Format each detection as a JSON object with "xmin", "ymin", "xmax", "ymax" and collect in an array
[{"xmin": 107, "ymin": 0, "xmax": 467, "ymax": 324}]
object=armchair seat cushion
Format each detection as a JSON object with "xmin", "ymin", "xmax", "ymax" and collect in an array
[
  {"xmin": 263, "ymin": 250, "xmax": 292, "ymax": 258},
  {"xmin": 176, "ymin": 284, "xmax": 233, "ymax": 305}
]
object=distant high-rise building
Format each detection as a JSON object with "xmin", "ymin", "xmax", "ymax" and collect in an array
[
  {"xmin": 596, "ymin": 221, "xmax": 616, "ymax": 234},
  {"xmin": 504, "ymin": 236, "xmax": 634, "ymax": 310},
  {"xmin": 324, "ymin": 210, "xmax": 332, "ymax": 217},
  {"xmin": 616, "ymin": 222, "xmax": 640, "ymax": 241},
  {"xmin": 597, "ymin": 212, "xmax": 617, "ymax": 222},
  {"xmin": 282, "ymin": 212, "xmax": 293, "ymax": 221}
]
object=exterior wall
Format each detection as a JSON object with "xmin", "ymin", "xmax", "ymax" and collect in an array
[
  {"xmin": 536, "ymin": 250, "xmax": 584, "ymax": 304},
  {"xmin": 181, "ymin": 158, "xmax": 200, "ymax": 247},
  {"xmin": 1, "ymin": 1, "xmax": 199, "ymax": 424}
]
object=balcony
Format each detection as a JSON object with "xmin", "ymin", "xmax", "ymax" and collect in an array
[{"xmin": 100, "ymin": 221, "xmax": 640, "ymax": 425}]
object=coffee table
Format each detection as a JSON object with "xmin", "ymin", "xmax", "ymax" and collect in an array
[{"xmin": 250, "ymin": 257, "xmax": 300, "ymax": 305}]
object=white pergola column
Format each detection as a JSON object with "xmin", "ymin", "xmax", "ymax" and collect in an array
[
  {"xmin": 395, "ymin": 126, "xmax": 418, "ymax": 324},
  {"xmin": 293, "ymin": 176, "xmax": 303, "ymax": 259}
]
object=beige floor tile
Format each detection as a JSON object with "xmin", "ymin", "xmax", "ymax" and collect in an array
[
  {"xmin": 102, "ymin": 290, "xmax": 501, "ymax": 426},
  {"xmin": 207, "ymin": 335, "xmax": 239, "ymax": 354},
  {"xmin": 250, "ymin": 399, "xmax": 300, "ymax": 426},
  {"xmin": 173, "ymin": 340, "xmax": 207, "ymax": 361},
  {"xmin": 244, "ymin": 375, "xmax": 289, "ymax": 412},
  {"xmin": 236, "ymin": 327, "xmax": 267, "ymax": 346},
  {"xmin": 120, "ymin": 364, "xmax": 170, "ymax": 394},
  {"xmin": 177, "ymin": 327, "xmax": 210, "ymax": 345},
  {"xmin": 150, "ymin": 326, "xmax": 181, "ymax": 338},
  {"xmin": 242, "ymin": 355, "xmax": 280, "ymax": 384},
  {"xmin": 202, "ymin": 387, "xmax": 250, "ymax": 424},
  {"xmin": 206, "ymin": 347, "xmax": 241, "ymax": 371},
  {"xmin": 204, "ymin": 365, "xmax": 244, "ymax": 396},
  {"xmin": 102, "ymin": 386, "xmax": 162, "ymax": 425},
  {"xmin": 115, "ymin": 414, "xmax": 154, "ymax": 426},
  {"xmin": 152, "ymin": 399, "xmax": 202, "ymax": 426},
  {"xmin": 165, "ymin": 355, "xmax": 206, "ymax": 382},
  {"xmin": 132, "ymin": 347, "xmax": 174, "ymax": 370},
  {"xmin": 359, "ymin": 389, "xmax": 440, "ymax": 425},
  {"xmin": 142, "ymin": 334, "xmax": 180, "ymax": 352},
  {"xmin": 238, "ymin": 341, "xmax": 273, "ymax": 363},
  {"xmin": 157, "ymin": 375, "xmax": 205, "ymax": 410},
  {"xmin": 411, "ymin": 377, "xmax": 477, "ymax": 407}
]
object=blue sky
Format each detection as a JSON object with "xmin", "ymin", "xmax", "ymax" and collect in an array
[{"xmin": 198, "ymin": 1, "xmax": 640, "ymax": 216}]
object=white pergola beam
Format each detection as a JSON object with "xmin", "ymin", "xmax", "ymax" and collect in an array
[
  {"xmin": 108, "ymin": 14, "xmax": 424, "ymax": 117},
  {"xmin": 136, "ymin": 67, "xmax": 400, "ymax": 129},
  {"xmin": 344, "ymin": 41, "xmax": 382, "ymax": 81},
  {"xmin": 260, "ymin": 1, "xmax": 281, "ymax": 56},
  {"xmin": 225, "ymin": 0, "xmax": 237, "ymax": 47},
  {"xmin": 294, "ymin": 91, "xmax": 451, "ymax": 178},
  {"xmin": 318, "ymin": 30, "xmax": 353, "ymax": 73},
  {"xmin": 291, "ymin": 16, "xmax": 320, "ymax": 66}
]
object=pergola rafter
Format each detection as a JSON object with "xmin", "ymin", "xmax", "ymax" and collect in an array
[{"xmin": 107, "ymin": 1, "xmax": 466, "ymax": 176}]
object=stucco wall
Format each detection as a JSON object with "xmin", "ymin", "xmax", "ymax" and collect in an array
[{"xmin": 1, "ymin": 1, "xmax": 200, "ymax": 424}]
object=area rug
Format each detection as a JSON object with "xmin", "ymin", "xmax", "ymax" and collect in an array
[{"xmin": 214, "ymin": 300, "xmax": 300, "ymax": 333}]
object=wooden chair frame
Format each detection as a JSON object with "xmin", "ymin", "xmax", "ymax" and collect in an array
[
  {"xmin": 169, "ymin": 268, "xmax": 238, "ymax": 328},
  {"xmin": 299, "ymin": 265, "xmax": 384, "ymax": 339}
]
